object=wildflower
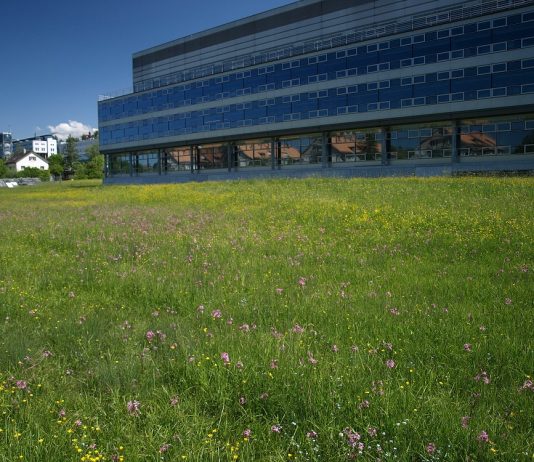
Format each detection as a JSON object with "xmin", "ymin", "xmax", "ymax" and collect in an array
[
  {"xmin": 239, "ymin": 396, "xmax": 247, "ymax": 406},
  {"xmin": 307, "ymin": 351, "xmax": 318, "ymax": 365},
  {"xmin": 239, "ymin": 324, "xmax": 250, "ymax": 332},
  {"xmin": 385, "ymin": 359, "xmax": 395, "ymax": 369},
  {"xmin": 145, "ymin": 330, "xmax": 155, "ymax": 342},
  {"xmin": 159, "ymin": 443, "xmax": 170, "ymax": 453},
  {"xmin": 156, "ymin": 330, "xmax": 166, "ymax": 341},
  {"xmin": 226, "ymin": 318, "xmax": 233, "ymax": 325},
  {"xmin": 58, "ymin": 409, "xmax": 66, "ymax": 418},
  {"xmin": 461, "ymin": 416, "xmax": 470, "ymax": 428},
  {"xmin": 197, "ymin": 305, "xmax": 205, "ymax": 314},
  {"xmin": 271, "ymin": 424, "xmax": 282, "ymax": 433},
  {"xmin": 367, "ymin": 427, "xmax": 377, "ymax": 437},
  {"xmin": 275, "ymin": 288, "xmax": 283, "ymax": 294},
  {"xmin": 463, "ymin": 343, "xmax": 472, "ymax": 352},
  {"xmin": 504, "ymin": 298, "xmax": 512, "ymax": 305},
  {"xmin": 42, "ymin": 350, "xmax": 52, "ymax": 358},
  {"xmin": 343, "ymin": 428, "xmax": 361, "ymax": 448},
  {"xmin": 519, "ymin": 379, "xmax": 534, "ymax": 392},
  {"xmin": 292, "ymin": 324, "xmax": 304, "ymax": 334},
  {"xmin": 243, "ymin": 428, "xmax": 252, "ymax": 438},
  {"xmin": 426, "ymin": 443, "xmax": 436, "ymax": 455},
  {"xmin": 351, "ymin": 345, "xmax": 359, "ymax": 352},
  {"xmin": 220, "ymin": 352, "xmax": 230, "ymax": 365},
  {"xmin": 127, "ymin": 400, "xmax": 141, "ymax": 416},
  {"xmin": 68, "ymin": 291, "xmax": 76, "ymax": 298},
  {"xmin": 298, "ymin": 277, "xmax": 306, "ymax": 287},
  {"xmin": 170, "ymin": 396, "xmax": 180, "ymax": 406},
  {"xmin": 270, "ymin": 359, "xmax": 278, "ymax": 369},
  {"xmin": 16, "ymin": 380, "xmax": 27, "ymax": 390},
  {"xmin": 474, "ymin": 371, "xmax": 490, "ymax": 384},
  {"xmin": 259, "ymin": 392, "xmax": 269, "ymax": 400},
  {"xmin": 306, "ymin": 430, "xmax": 317, "ymax": 439},
  {"xmin": 389, "ymin": 307, "xmax": 399, "ymax": 316},
  {"xmin": 75, "ymin": 419, "xmax": 82, "ymax": 427},
  {"xmin": 331, "ymin": 344, "xmax": 339, "ymax": 353},
  {"xmin": 211, "ymin": 309, "xmax": 222, "ymax": 319},
  {"xmin": 236, "ymin": 361, "xmax": 244, "ymax": 369},
  {"xmin": 358, "ymin": 399, "xmax": 370, "ymax": 409},
  {"xmin": 152, "ymin": 310, "xmax": 160, "ymax": 317},
  {"xmin": 477, "ymin": 430, "xmax": 489, "ymax": 443}
]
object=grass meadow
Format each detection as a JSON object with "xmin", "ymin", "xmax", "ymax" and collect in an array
[{"xmin": 0, "ymin": 177, "xmax": 532, "ymax": 461}]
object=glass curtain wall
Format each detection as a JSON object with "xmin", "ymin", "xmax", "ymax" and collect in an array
[
  {"xmin": 330, "ymin": 129, "xmax": 382, "ymax": 163},
  {"xmin": 109, "ymin": 154, "xmax": 131, "ymax": 176},
  {"xmin": 197, "ymin": 144, "xmax": 228, "ymax": 170},
  {"xmin": 163, "ymin": 147, "xmax": 192, "ymax": 173},
  {"xmin": 236, "ymin": 140, "xmax": 271, "ymax": 168},
  {"xmin": 134, "ymin": 150, "xmax": 160, "ymax": 175},
  {"xmin": 390, "ymin": 123, "xmax": 453, "ymax": 160},
  {"xmin": 459, "ymin": 116, "xmax": 534, "ymax": 156},
  {"xmin": 278, "ymin": 135, "xmax": 322, "ymax": 167}
]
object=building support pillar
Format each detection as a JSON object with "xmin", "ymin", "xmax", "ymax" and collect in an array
[
  {"xmin": 157, "ymin": 149, "xmax": 162, "ymax": 175},
  {"xmin": 129, "ymin": 153, "xmax": 134, "ymax": 176}
]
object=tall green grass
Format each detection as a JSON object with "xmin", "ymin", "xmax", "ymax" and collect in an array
[{"xmin": 0, "ymin": 177, "xmax": 532, "ymax": 461}]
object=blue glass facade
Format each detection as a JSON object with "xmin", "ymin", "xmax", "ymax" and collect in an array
[{"xmin": 98, "ymin": 0, "xmax": 534, "ymax": 180}]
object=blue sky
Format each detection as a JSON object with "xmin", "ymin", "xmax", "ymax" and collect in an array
[{"xmin": 0, "ymin": 0, "xmax": 294, "ymax": 140}]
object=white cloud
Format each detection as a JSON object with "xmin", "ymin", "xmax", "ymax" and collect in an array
[{"xmin": 48, "ymin": 120, "xmax": 95, "ymax": 140}]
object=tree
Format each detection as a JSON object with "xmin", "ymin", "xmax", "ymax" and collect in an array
[
  {"xmin": 85, "ymin": 143, "xmax": 104, "ymax": 179},
  {"xmin": 16, "ymin": 167, "xmax": 50, "ymax": 182},
  {"xmin": 0, "ymin": 159, "xmax": 7, "ymax": 178},
  {"xmin": 48, "ymin": 154, "xmax": 64, "ymax": 179},
  {"xmin": 64, "ymin": 136, "xmax": 79, "ymax": 178}
]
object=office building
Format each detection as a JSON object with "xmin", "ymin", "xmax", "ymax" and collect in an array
[
  {"xmin": 13, "ymin": 135, "xmax": 58, "ymax": 159},
  {"xmin": 0, "ymin": 133, "xmax": 13, "ymax": 159},
  {"xmin": 98, "ymin": 0, "xmax": 534, "ymax": 183}
]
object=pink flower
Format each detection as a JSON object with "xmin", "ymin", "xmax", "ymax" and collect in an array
[
  {"xmin": 75, "ymin": 419, "xmax": 83, "ymax": 427},
  {"xmin": 243, "ymin": 428, "xmax": 252, "ymax": 438},
  {"xmin": 426, "ymin": 443, "xmax": 436, "ymax": 455},
  {"xmin": 306, "ymin": 430, "xmax": 317, "ymax": 439},
  {"xmin": 16, "ymin": 380, "xmax": 27, "ymax": 390},
  {"xmin": 520, "ymin": 379, "xmax": 534, "ymax": 392},
  {"xmin": 307, "ymin": 351, "xmax": 318, "ymax": 365},
  {"xmin": 386, "ymin": 359, "xmax": 395, "ymax": 369},
  {"xmin": 298, "ymin": 277, "xmax": 307, "ymax": 287},
  {"xmin": 343, "ymin": 428, "xmax": 361, "ymax": 448},
  {"xmin": 239, "ymin": 323, "xmax": 250, "ymax": 332},
  {"xmin": 159, "ymin": 443, "xmax": 170, "ymax": 453},
  {"xmin": 220, "ymin": 352, "xmax": 230, "ymax": 365},
  {"xmin": 477, "ymin": 430, "xmax": 489, "ymax": 443},
  {"xmin": 239, "ymin": 396, "xmax": 247, "ymax": 405},
  {"xmin": 226, "ymin": 318, "xmax": 233, "ymax": 325},
  {"xmin": 275, "ymin": 288, "xmax": 283, "ymax": 294},
  {"xmin": 271, "ymin": 424, "xmax": 282, "ymax": 433},
  {"xmin": 505, "ymin": 298, "xmax": 512, "ymax": 305},
  {"xmin": 389, "ymin": 307, "xmax": 400, "ymax": 316},
  {"xmin": 292, "ymin": 324, "xmax": 304, "ymax": 334},
  {"xmin": 42, "ymin": 350, "xmax": 53, "ymax": 358},
  {"xmin": 463, "ymin": 343, "xmax": 472, "ymax": 352},
  {"xmin": 58, "ymin": 409, "xmax": 66, "ymax": 418},
  {"xmin": 127, "ymin": 400, "xmax": 141, "ymax": 416},
  {"xmin": 156, "ymin": 330, "xmax": 166, "ymax": 341},
  {"xmin": 146, "ymin": 330, "xmax": 155, "ymax": 342},
  {"xmin": 170, "ymin": 396, "xmax": 180, "ymax": 406},
  {"xmin": 211, "ymin": 309, "xmax": 222, "ymax": 319},
  {"xmin": 270, "ymin": 359, "xmax": 278, "ymax": 369},
  {"xmin": 331, "ymin": 344, "xmax": 339, "ymax": 353},
  {"xmin": 367, "ymin": 427, "xmax": 377, "ymax": 437},
  {"xmin": 358, "ymin": 399, "xmax": 370, "ymax": 409}
]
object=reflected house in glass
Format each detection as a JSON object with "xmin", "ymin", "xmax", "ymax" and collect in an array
[{"xmin": 98, "ymin": 0, "xmax": 534, "ymax": 183}]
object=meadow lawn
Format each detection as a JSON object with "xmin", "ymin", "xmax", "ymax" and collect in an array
[{"xmin": 0, "ymin": 177, "xmax": 532, "ymax": 461}]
